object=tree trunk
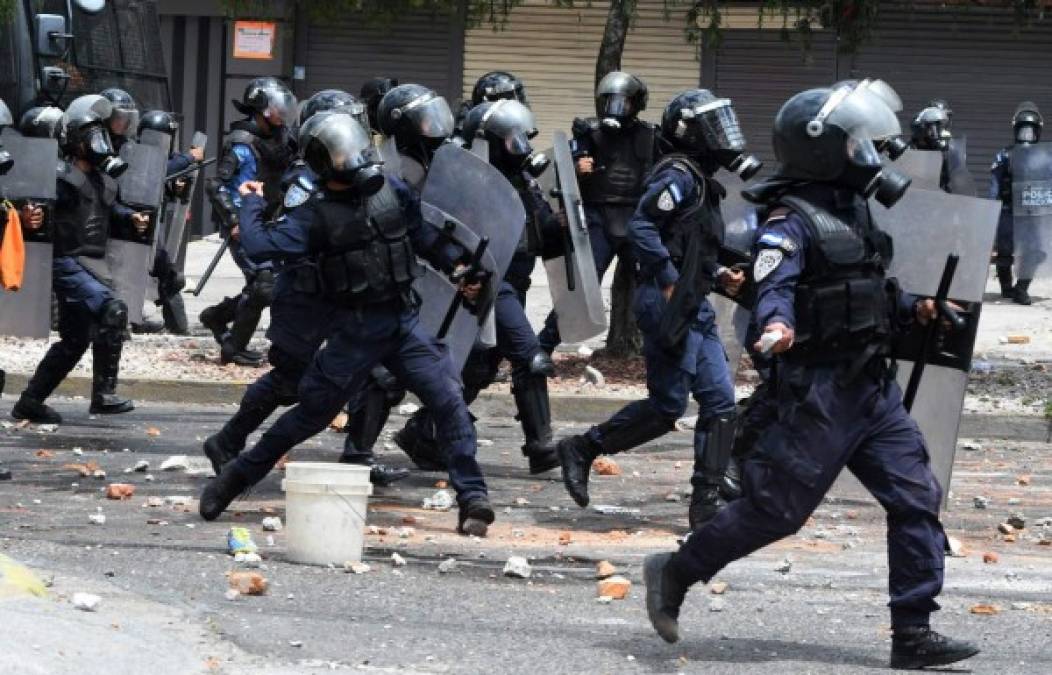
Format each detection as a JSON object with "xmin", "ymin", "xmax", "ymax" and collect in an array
[{"xmin": 595, "ymin": 0, "xmax": 642, "ymax": 358}]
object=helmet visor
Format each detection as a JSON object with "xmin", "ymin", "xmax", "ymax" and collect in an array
[
  {"xmin": 263, "ymin": 88, "xmax": 298, "ymax": 128},
  {"xmin": 596, "ymin": 71, "xmax": 638, "ymax": 97},
  {"xmin": 400, "ymin": 93, "xmax": 455, "ymax": 140},
  {"xmin": 302, "ymin": 112, "xmax": 376, "ymax": 174},
  {"xmin": 817, "ymin": 84, "xmax": 902, "ymax": 143},
  {"xmin": 845, "ymin": 135, "xmax": 882, "ymax": 169},
  {"xmin": 484, "ymin": 100, "xmax": 538, "ymax": 142},
  {"xmin": 599, "ymin": 94, "xmax": 635, "ymax": 120},
  {"xmin": 678, "ymin": 99, "xmax": 745, "ymax": 152},
  {"xmin": 108, "ymin": 107, "xmax": 139, "ymax": 138}
]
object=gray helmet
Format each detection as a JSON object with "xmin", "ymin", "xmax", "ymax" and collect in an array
[
  {"xmin": 234, "ymin": 77, "xmax": 297, "ymax": 128},
  {"xmin": 298, "ymin": 112, "xmax": 384, "ymax": 195},
  {"xmin": 772, "ymin": 82, "xmax": 910, "ymax": 207},
  {"xmin": 377, "ymin": 84, "xmax": 454, "ymax": 155},
  {"xmin": 19, "ymin": 106, "xmax": 66, "ymax": 142},
  {"xmin": 1013, "ymin": 101, "xmax": 1043, "ymax": 144},
  {"xmin": 911, "ymin": 106, "xmax": 950, "ymax": 150},
  {"xmin": 99, "ymin": 87, "xmax": 140, "ymax": 140},
  {"xmin": 595, "ymin": 71, "xmax": 647, "ymax": 130},
  {"xmin": 462, "ymin": 99, "xmax": 548, "ymax": 177},
  {"xmin": 661, "ymin": 88, "xmax": 762, "ymax": 180},
  {"xmin": 471, "ymin": 71, "xmax": 528, "ymax": 107},
  {"xmin": 301, "ymin": 89, "xmax": 368, "ymax": 129}
]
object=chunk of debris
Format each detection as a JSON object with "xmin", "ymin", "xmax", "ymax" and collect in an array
[
  {"xmin": 558, "ymin": 531, "xmax": 573, "ymax": 546},
  {"xmin": 437, "ymin": 558, "xmax": 457, "ymax": 574},
  {"xmin": 36, "ymin": 424, "xmax": 58, "ymax": 433},
  {"xmin": 982, "ymin": 552, "xmax": 999, "ymax": 564},
  {"xmin": 35, "ymin": 450, "xmax": 54, "ymax": 459},
  {"xmin": 514, "ymin": 497, "xmax": 530, "ymax": 507},
  {"xmin": 1017, "ymin": 475, "xmax": 1032, "ymax": 486},
  {"xmin": 165, "ymin": 495, "xmax": 192, "ymax": 507},
  {"xmin": 675, "ymin": 416, "xmax": 698, "ymax": 432},
  {"xmin": 503, "ymin": 556, "xmax": 532, "ymax": 579},
  {"xmin": 582, "ymin": 365, "xmax": 605, "ymax": 387},
  {"xmin": 234, "ymin": 552, "xmax": 262, "ymax": 568},
  {"xmin": 159, "ymin": 455, "xmax": 190, "ymax": 472},
  {"xmin": 969, "ymin": 604, "xmax": 999, "ymax": 615},
  {"xmin": 329, "ymin": 412, "xmax": 349, "ymax": 431},
  {"xmin": 224, "ymin": 588, "xmax": 240, "ymax": 601},
  {"xmin": 261, "ymin": 517, "xmax": 283, "ymax": 532},
  {"xmin": 709, "ymin": 598, "xmax": 726, "ymax": 612},
  {"xmin": 391, "ymin": 553, "xmax": 407, "ymax": 567},
  {"xmin": 146, "ymin": 427, "xmax": 162, "ymax": 437},
  {"xmin": 145, "ymin": 496, "xmax": 164, "ymax": 508},
  {"xmin": 597, "ymin": 575, "xmax": 631, "ymax": 600},
  {"xmin": 227, "ymin": 527, "xmax": 258, "ymax": 555},
  {"xmin": 592, "ymin": 457, "xmax": 621, "ymax": 476},
  {"xmin": 665, "ymin": 492, "xmax": 681, "ymax": 503},
  {"xmin": 946, "ymin": 536, "xmax": 967, "ymax": 558},
  {"xmin": 998, "ymin": 522, "xmax": 1016, "ymax": 535},
  {"xmin": 131, "ymin": 460, "xmax": 149, "ymax": 473},
  {"xmin": 105, "ymin": 484, "xmax": 136, "ymax": 500},
  {"xmin": 775, "ymin": 558, "xmax": 793, "ymax": 575},
  {"xmin": 343, "ymin": 561, "xmax": 370, "ymax": 574},
  {"xmin": 1006, "ymin": 513, "xmax": 1026, "ymax": 530},
  {"xmin": 1004, "ymin": 335, "xmax": 1030, "ymax": 345},
  {"xmin": 959, "ymin": 440, "xmax": 981, "ymax": 451},
  {"xmin": 88, "ymin": 513, "xmax": 106, "ymax": 526},
  {"xmin": 72, "ymin": 592, "xmax": 102, "ymax": 612},
  {"xmin": 595, "ymin": 561, "xmax": 617, "ymax": 579},
  {"xmin": 228, "ymin": 571, "xmax": 267, "ymax": 595},
  {"xmin": 973, "ymin": 496, "xmax": 989, "ymax": 510},
  {"xmin": 710, "ymin": 581, "xmax": 729, "ymax": 595},
  {"xmin": 92, "ymin": 469, "xmax": 106, "ymax": 480},
  {"xmin": 422, "ymin": 489, "xmax": 454, "ymax": 511}
]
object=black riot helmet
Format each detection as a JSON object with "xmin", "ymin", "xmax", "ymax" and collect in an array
[
  {"xmin": 62, "ymin": 94, "xmax": 128, "ymax": 178},
  {"xmin": 661, "ymin": 89, "xmax": 762, "ymax": 180},
  {"xmin": 360, "ymin": 77, "xmax": 399, "ymax": 133},
  {"xmin": 772, "ymin": 82, "xmax": 910, "ymax": 208},
  {"xmin": 378, "ymin": 84, "xmax": 455, "ymax": 161},
  {"xmin": 1013, "ymin": 101, "xmax": 1043, "ymax": 145},
  {"xmin": 99, "ymin": 87, "xmax": 140, "ymax": 141},
  {"xmin": 0, "ymin": 98, "xmax": 12, "ymax": 175},
  {"xmin": 298, "ymin": 112, "xmax": 384, "ymax": 196},
  {"xmin": 233, "ymin": 77, "xmax": 297, "ymax": 131},
  {"xmin": 19, "ymin": 106, "xmax": 66, "ymax": 143},
  {"xmin": 595, "ymin": 71, "xmax": 648, "ymax": 131},
  {"xmin": 832, "ymin": 78, "xmax": 908, "ymax": 160},
  {"xmin": 300, "ymin": 90, "xmax": 368, "ymax": 130},
  {"xmin": 462, "ymin": 99, "xmax": 549, "ymax": 178},
  {"xmin": 471, "ymin": 71, "xmax": 528, "ymax": 107},
  {"xmin": 138, "ymin": 110, "xmax": 179, "ymax": 139},
  {"xmin": 910, "ymin": 106, "xmax": 950, "ymax": 151}
]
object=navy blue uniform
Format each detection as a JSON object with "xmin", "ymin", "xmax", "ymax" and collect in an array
[
  {"xmin": 228, "ymin": 178, "xmax": 487, "ymax": 505},
  {"xmin": 579, "ymin": 162, "xmax": 736, "ymax": 490},
  {"xmin": 671, "ymin": 200, "xmax": 947, "ymax": 630},
  {"xmin": 990, "ymin": 149, "xmax": 1015, "ymax": 269}
]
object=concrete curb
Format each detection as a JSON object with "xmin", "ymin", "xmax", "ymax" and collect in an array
[{"xmin": 2, "ymin": 372, "xmax": 1048, "ymax": 441}]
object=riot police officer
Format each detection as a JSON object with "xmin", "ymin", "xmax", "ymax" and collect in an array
[
  {"xmin": 555, "ymin": 89, "xmax": 753, "ymax": 529},
  {"xmin": 99, "ymin": 88, "xmax": 140, "ymax": 153},
  {"xmin": 393, "ymin": 99, "xmax": 564, "ymax": 475},
  {"xmin": 360, "ymin": 77, "xmax": 398, "ymax": 135},
  {"xmin": 200, "ymin": 77, "xmax": 296, "ymax": 365},
  {"xmin": 991, "ymin": 101, "xmax": 1046, "ymax": 304},
  {"xmin": 199, "ymin": 112, "xmax": 495, "ymax": 536},
  {"xmin": 137, "ymin": 110, "xmax": 204, "ymax": 335},
  {"xmin": 454, "ymin": 71, "xmax": 530, "ymax": 137},
  {"xmin": 11, "ymin": 95, "xmax": 145, "ymax": 424},
  {"xmin": 538, "ymin": 71, "xmax": 664, "ymax": 353},
  {"xmin": 643, "ymin": 83, "xmax": 980, "ymax": 671},
  {"xmin": 203, "ymin": 91, "xmax": 409, "ymax": 488}
]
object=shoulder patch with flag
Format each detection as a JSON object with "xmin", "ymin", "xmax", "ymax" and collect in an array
[{"xmin": 753, "ymin": 249, "xmax": 784, "ymax": 282}]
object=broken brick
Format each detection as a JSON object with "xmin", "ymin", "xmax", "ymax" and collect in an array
[
  {"xmin": 105, "ymin": 484, "xmax": 136, "ymax": 500},
  {"xmin": 982, "ymin": 552, "xmax": 999, "ymax": 564},
  {"xmin": 228, "ymin": 571, "xmax": 267, "ymax": 595},
  {"xmin": 597, "ymin": 575, "xmax": 631, "ymax": 600},
  {"xmin": 592, "ymin": 457, "xmax": 621, "ymax": 476}
]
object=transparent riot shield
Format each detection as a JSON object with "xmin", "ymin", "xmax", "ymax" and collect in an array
[
  {"xmin": 113, "ymin": 136, "xmax": 168, "ymax": 324},
  {"xmin": 872, "ymin": 187, "xmax": 1000, "ymax": 497},
  {"xmin": 0, "ymin": 131, "xmax": 59, "ymax": 338},
  {"xmin": 1011, "ymin": 142, "xmax": 1052, "ymax": 279},
  {"xmin": 415, "ymin": 143, "xmax": 525, "ymax": 370},
  {"xmin": 891, "ymin": 149, "xmax": 943, "ymax": 192},
  {"xmin": 542, "ymin": 130, "xmax": 606, "ymax": 344},
  {"xmin": 164, "ymin": 131, "xmax": 208, "ymax": 261},
  {"xmin": 711, "ymin": 170, "xmax": 759, "ymax": 374}
]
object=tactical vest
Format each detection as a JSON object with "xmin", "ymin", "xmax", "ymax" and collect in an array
[
  {"xmin": 225, "ymin": 126, "xmax": 293, "ymax": 216},
  {"xmin": 773, "ymin": 194, "xmax": 897, "ymax": 362},
  {"xmin": 295, "ymin": 182, "xmax": 423, "ymax": 305},
  {"xmin": 648, "ymin": 154, "xmax": 724, "ymax": 296},
  {"xmin": 578, "ymin": 119, "xmax": 656, "ymax": 206},
  {"xmin": 52, "ymin": 163, "xmax": 117, "ymax": 258}
]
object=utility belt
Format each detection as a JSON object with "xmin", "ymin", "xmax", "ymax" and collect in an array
[{"xmin": 291, "ymin": 239, "xmax": 422, "ymax": 306}]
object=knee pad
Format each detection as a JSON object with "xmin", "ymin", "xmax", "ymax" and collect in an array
[
  {"xmin": 527, "ymin": 350, "xmax": 555, "ymax": 377},
  {"xmin": 95, "ymin": 299, "xmax": 128, "ymax": 346}
]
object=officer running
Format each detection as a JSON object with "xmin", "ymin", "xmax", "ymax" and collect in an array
[
  {"xmin": 556, "ymin": 89, "xmax": 753, "ymax": 530},
  {"xmin": 199, "ymin": 112, "xmax": 496, "ymax": 536},
  {"xmin": 642, "ymin": 82, "xmax": 980, "ymax": 671},
  {"xmin": 200, "ymin": 77, "xmax": 297, "ymax": 365}
]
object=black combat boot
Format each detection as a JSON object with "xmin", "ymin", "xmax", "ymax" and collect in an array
[
  {"xmin": 203, "ymin": 395, "xmax": 278, "ymax": 475},
  {"xmin": 161, "ymin": 293, "xmax": 190, "ymax": 335},
  {"xmin": 339, "ymin": 387, "xmax": 408, "ymax": 487},
  {"xmin": 457, "ymin": 497, "xmax": 495, "ymax": 537},
  {"xmin": 689, "ymin": 415, "xmax": 737, "ymax": 530},
  {"xmin": 199, "ymin": 296, "xmax": 238, "ymax": 346},
  {"xmin": 89, "ymin": 342, "xmax": 134, "ymax": 415},
  {"xmin": 1013, "ymin": 279, "xmax": 1033, "ymax": 305},
  {"xmin": 394, "ymin": 411, "xmax": 448, "ymax": 471},
  {"xmin": 889, "ymin": 626, "xmax": 980, "ymax": 670},
  {"xmin": 131, "ymin": 318, "xmax": 164, "ymax": 334},
  {"xmin": 338, "ymin": 454, "xmax": 411, "ymax": 487},
  {"xmin": 12, "ymin": 341, "xmax": 84, "ymax": 424},
  {"xmin": 511, "ymin": 369, "xmax": 560, "ymax": 474},
  {"xmin": 555, "ymin": 435, "xmax": 600, "ymax": 507},
  {"xmin": 199, "ymin": 461, "xmax": 253, "ymax": 521},
  {"xmin": 644, "ymin": 552, "xmax": 691, "ymax": 644},
  {"xmin": 996, "ymin": 266, "xmax": 1014, "ymax": 299}
]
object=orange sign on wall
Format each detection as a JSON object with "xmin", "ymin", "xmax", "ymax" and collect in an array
[{"xmin": 233, "ymin": 20, "xmax": 277, "ymax": 60}]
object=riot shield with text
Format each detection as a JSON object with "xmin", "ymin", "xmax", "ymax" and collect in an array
[
  {"xmin": 872, "ymin": 187, "xmax": 1000, "ymax": 497},
  {"xmin": 416, "ymin": 144, "xmax": 525, "ymax": 370},
  {"xmin": 1011, "ymin": 142, "xmax": 1052, "ymax": 279},
  {"xmin": 113, "ymin": 135, "xmax": 167, "ymax": 324},
  {"xmin": 0, "ymin": 130, "xmax": 59, "ymax": 338},
  {"xmin": 542, "ymin": 130, "xmax": 606, "ymax": 344}
]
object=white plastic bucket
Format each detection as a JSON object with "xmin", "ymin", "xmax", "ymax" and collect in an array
[{"xmin": 282, "ymin": 462, "xmax": 373, "ymax": 566}]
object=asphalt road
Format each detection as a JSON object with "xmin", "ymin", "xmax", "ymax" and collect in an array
[{"xmin": 0, "ymin": 399, "xmax": 1050, "ymax": 674}]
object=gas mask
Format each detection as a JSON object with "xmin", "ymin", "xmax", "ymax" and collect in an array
[
  {"xmin": 1016, "ymin": 123, "xmax": 1040, "ymax": 145},
  {"xmin": 876, "ymin": 136, "xmax": 909, "ymax": 161},
  {"xmin": 840, "ymin": 137, "xmax": 910, "ymax": 208},
  {"xmin": 78, "ymin": 125, "xmax": 128, "ymax": 178},
  {"xmin": 715, "ymin": 150, "xmax": 762, "ymax": 181},
  {"xmin": 330, "ymin": 160, "xmax": 385, "ymax": 197},
  {"xmin": 498, "ymin": 132, "xmax": 549, "ymax": 177}
]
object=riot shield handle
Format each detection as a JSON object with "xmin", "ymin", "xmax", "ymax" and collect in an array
[{"xmin": 903, "ymin": 253, "xmax": 959, "ymax": 412}]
